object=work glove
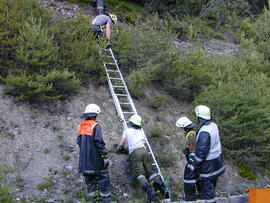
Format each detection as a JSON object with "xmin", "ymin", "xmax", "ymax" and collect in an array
[
  {"xmin": 188, "ymin": 154, "xmax": 201, "ymax": 172},
  {"xmin": 103, "ymin": 157, "xmax": 110, "ymax": 169},
  {"xmin": 113, "ymin": 144, "xmax": 128, "ymax": 154}
]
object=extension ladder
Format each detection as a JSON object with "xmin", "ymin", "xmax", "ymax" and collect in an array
[{"xmin": 102, "ymin": 48, "xmax": 170, "ymax": 198}]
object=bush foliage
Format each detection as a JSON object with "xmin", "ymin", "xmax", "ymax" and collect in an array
[
  {"xmin": 115, "ymin": 12, "xmax": 270, "ymax": 170},
  {"xmin": 195, "ymin": 55, "xmax": 270, "ymax": 169},
  {"xmin": 1, "ymin": 70, "xmax": 80, "ymax": 101},
  {"xmin": 0, "ymin": 165, "xmax": 15, "ymax": 202},
  {"xmin": 0, "ymin": 0, "xmax": 103, "ymax": 101}
]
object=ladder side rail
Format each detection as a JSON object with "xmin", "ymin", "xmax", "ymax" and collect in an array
[
  {"xmin": 142, "ymin": 129, "xmax": 165, "ymax": 183},
  {"xmin": 108, "ymin": 48, "xmax": 138, "ymax": 114},
  {"xmin": 108, "ymin": 49, "xmax": 164, "ymax": 182},
  {"xmin": 104, "ymin": 48, "xmax": 170, "ymax": 197},
  {"xmin": 104, "ymin": 62, "xmax": 127, "ymax": 126}
]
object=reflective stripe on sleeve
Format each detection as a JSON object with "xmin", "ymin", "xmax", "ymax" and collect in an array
[
  {"xmin": 195, "ymin": 155, "xmax": 203, "ymax": 162},
  {"xmin": 187, "ymin": 164, "xmax": 194, "ymax": 171}
]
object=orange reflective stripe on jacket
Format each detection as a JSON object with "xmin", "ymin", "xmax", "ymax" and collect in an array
[{"xmin": 78, "ymin": 120, "xmax": 98, "ymax": 136}]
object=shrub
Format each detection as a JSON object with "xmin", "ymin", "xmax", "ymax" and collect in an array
[
  {"xmin": 163, "ymin": 50, "xmax": 215, "ymax": 102},
  {"xmin": 156, "ymin": 151, "xmax": 176, "ymax": 168},
  {"xmin": 2, "ymin": 69, "xmax": 80, "ymax": 101},
  {"xmin": 52, "ymin": 16, "xmax": 104, "ymax": 83},
  {"xmin": 0, "ymin": 0, "xmax": 51, "ymax": 76},
  {"xmin": 195, "ymin": 55, "xmax": 270, "ymax": 169},
  {"xmin": 237, "ymin": 162, "xmax": 257, "ymax": 180},
  {"xmin": 250, "ymin": 10, "xmax": 270, "ymax": 62},
  {"xmin": 15, "ymin": 14, "xmax": 57, "ymax": 72},
  {"xmin": 114, "ymin": 15, "xmax": 178, "ymax": 96},
  {"xmin": 145, "ymin": 94, "xmax": 168, "ymax": 109},
  {"xmin": 106, "ymin": 0, "xmax": 143, "ymax": 23}
]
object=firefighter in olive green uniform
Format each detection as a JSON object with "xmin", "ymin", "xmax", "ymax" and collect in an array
[{"xmin": 118, "ymin": 115, "xmax": 170, "ymax": 203}]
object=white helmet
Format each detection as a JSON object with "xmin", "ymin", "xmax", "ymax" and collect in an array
[
  {"xmin": 176, "ymin": 117, "xmax": 194, "ymax": 128},
  {"xmin": 109, "ymin": 13, "xmax": 117, "ymax": 23},
  {"xmin": 195, "ymin": 105, "xmax": 211, "ymax": 120},
  {"xmin": 84, "ymin": 104, "xmax": 101, "ymax": 114},
  {"xmin": 129, "ymin": 114, "xmax": 142, "ymax": 127}
]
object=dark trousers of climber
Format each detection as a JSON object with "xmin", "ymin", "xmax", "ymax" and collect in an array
[
  {"xmin": 93, "ymin": 25, "xmax": 103, "ymax": 40},
  {"xmin": 84, "ymin": 170, "xmax": 111, "ymax": 203},
  {"xmin": 96, "ymin": 0, "xmax": 104, "ymax": 14}
]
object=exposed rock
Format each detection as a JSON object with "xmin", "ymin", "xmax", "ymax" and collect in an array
[{"xmin": 38, "ymin": 0, "xmax": 80, "ymax": 19}]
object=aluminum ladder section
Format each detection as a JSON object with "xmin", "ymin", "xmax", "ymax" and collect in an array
[{"xmin": 102, "ymin": 48, "xmax": 168, "ymax": 189}]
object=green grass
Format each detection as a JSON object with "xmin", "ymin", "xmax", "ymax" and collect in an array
[
  {"xmin": 106, "ymin": 0, "xmax": 143, "ymax": 13},
  {"xmin": 0, "ymin": 165, "xmax": 15, "ymax": 201},
  {"xmin": 37, "ymin": 178, "xmax": 54, "ymax": 191},
  {"xmin": 236, "ymin": 162, "xmax": 257, "ymax": 180}
]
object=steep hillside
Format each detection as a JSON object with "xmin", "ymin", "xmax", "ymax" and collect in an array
[
  {"xmin": 1, "ymin": 0, "xmax": 270, "ymax": 202},
  {"xmin": 1, "ymin": 83, "xmax": 268, "ymax": 202}
]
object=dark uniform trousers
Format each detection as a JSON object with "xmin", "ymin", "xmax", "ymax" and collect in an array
[
  {"xmin": 84, "ymin": 169, "xmax": 111, "ymax": 203},
  {"xmin": 184, "ymin": 153, "xmax": 201, "ymax": 201}
]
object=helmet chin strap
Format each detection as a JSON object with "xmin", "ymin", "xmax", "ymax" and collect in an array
[{"xmin": 198, "ymin": 117, "xmax": 209, "ymax": 124}]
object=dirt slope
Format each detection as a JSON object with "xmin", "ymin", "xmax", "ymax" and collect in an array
[
  {"xmin": 1, "ymin": 82, "xmax": 266, "ymax": 202},
  {"xmin": 1, "ymin": 0, "xmax": 269, "ymax": 202}
]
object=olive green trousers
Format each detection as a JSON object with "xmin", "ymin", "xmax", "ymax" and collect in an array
[{"xmin": 127, "ymin": 147, "xmax": 160, "ymax": 187}]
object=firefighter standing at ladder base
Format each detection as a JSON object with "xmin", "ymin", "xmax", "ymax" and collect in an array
[
  {"xmin": 175, "ymin": 117, "xmax": 201, "ymax": 201},
  {"xmin": 77, "ymin": 104, "xmax": 111, "ymax": 203},
  {"xmin": 118, "ymin": 115, "xmax": 170, "ymax": 203},
  {"xmin": 188, "ymin": 105, "xmax": 225, "ymax": 203},
  {"xmin": 92, "ymin": 8, "xmax": 117, "ymax": 48}
]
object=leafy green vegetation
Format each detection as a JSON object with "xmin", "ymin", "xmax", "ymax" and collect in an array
[
  {"xmin": 114, "ymin": 8, "xmax": 270, "ymax": 172},
  {"xmin": 0, "ymin": 0, "xmax": 102, "ymax": 101},
  {"xmin": 0, "ymin": 0, "xmax": 269, "ymax": 178},
  {"xmin": 37, "ymin": 177, "xmax": 54, "ymax": 191},
  {"xmin": 0, "ymin": 165, "xmax": 15, "ymax": 202},
  {"xmin": 236, "ymin": 162, "xmax": 257, "ymax": 180},
  {"xmin": 106, "ymin": 0, "xmax": 144, "ymax": 23}
]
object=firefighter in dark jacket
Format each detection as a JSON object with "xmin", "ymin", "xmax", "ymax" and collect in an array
[
  {"xmin": 188, "ymin": 105, "xmax": 225, "ymax": 203},
  {"xmin": 77, "ymin": 104, "xmax": 111, "ymax": 203},
  {"xmin": 175, "ymin": 116, "xmax": 201, "ymax": 201}
]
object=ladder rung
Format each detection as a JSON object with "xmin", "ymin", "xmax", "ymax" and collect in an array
[
  {"xmin": 109, "ymin": 77, "xmax": 122, "ymax": 80},
  {"xmin": 105, "ymin": 62, "xmax": 115, "ymax": 65},
  {"xmin": 106, "ymin": 69, "xmax": 119, "ymax": 72},
  {"xmin": 152, "ymin": 163, "xmax": 156, "ymax": 166},
  {"xmin": 123, "ymin": 112, "xmax": 134, "ymax": 114},
  {"xmin": 113, "ymin": 86, "xmax": 125, "ymax": 88},
  {"xmin": 120, "ymin": 102, "xmax": 130, "ymax": 105},
  {"xmin": 115, "ymin": 94, "xmax": 128, "ymax": 96}
]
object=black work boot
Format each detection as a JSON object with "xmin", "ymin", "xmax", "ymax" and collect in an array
[
  {"xmin": 100, "ymin": 196, "xmax": 111, "ymax": 203},
  {"xmin": 143, "ymin": 182, "xmax": 157, "ymax": 203},
  {"xmin": 87, "ymin": 192, "xmax": 98, "ymax": 203},
  {"xmin": 153, "ymin": 180, "xmax": 170, "ymax": 199}
]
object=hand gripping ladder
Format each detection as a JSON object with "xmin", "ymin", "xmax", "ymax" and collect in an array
[{"xmin": 102, "ymin": 48, "xmax": 171, "ymax": 198}]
